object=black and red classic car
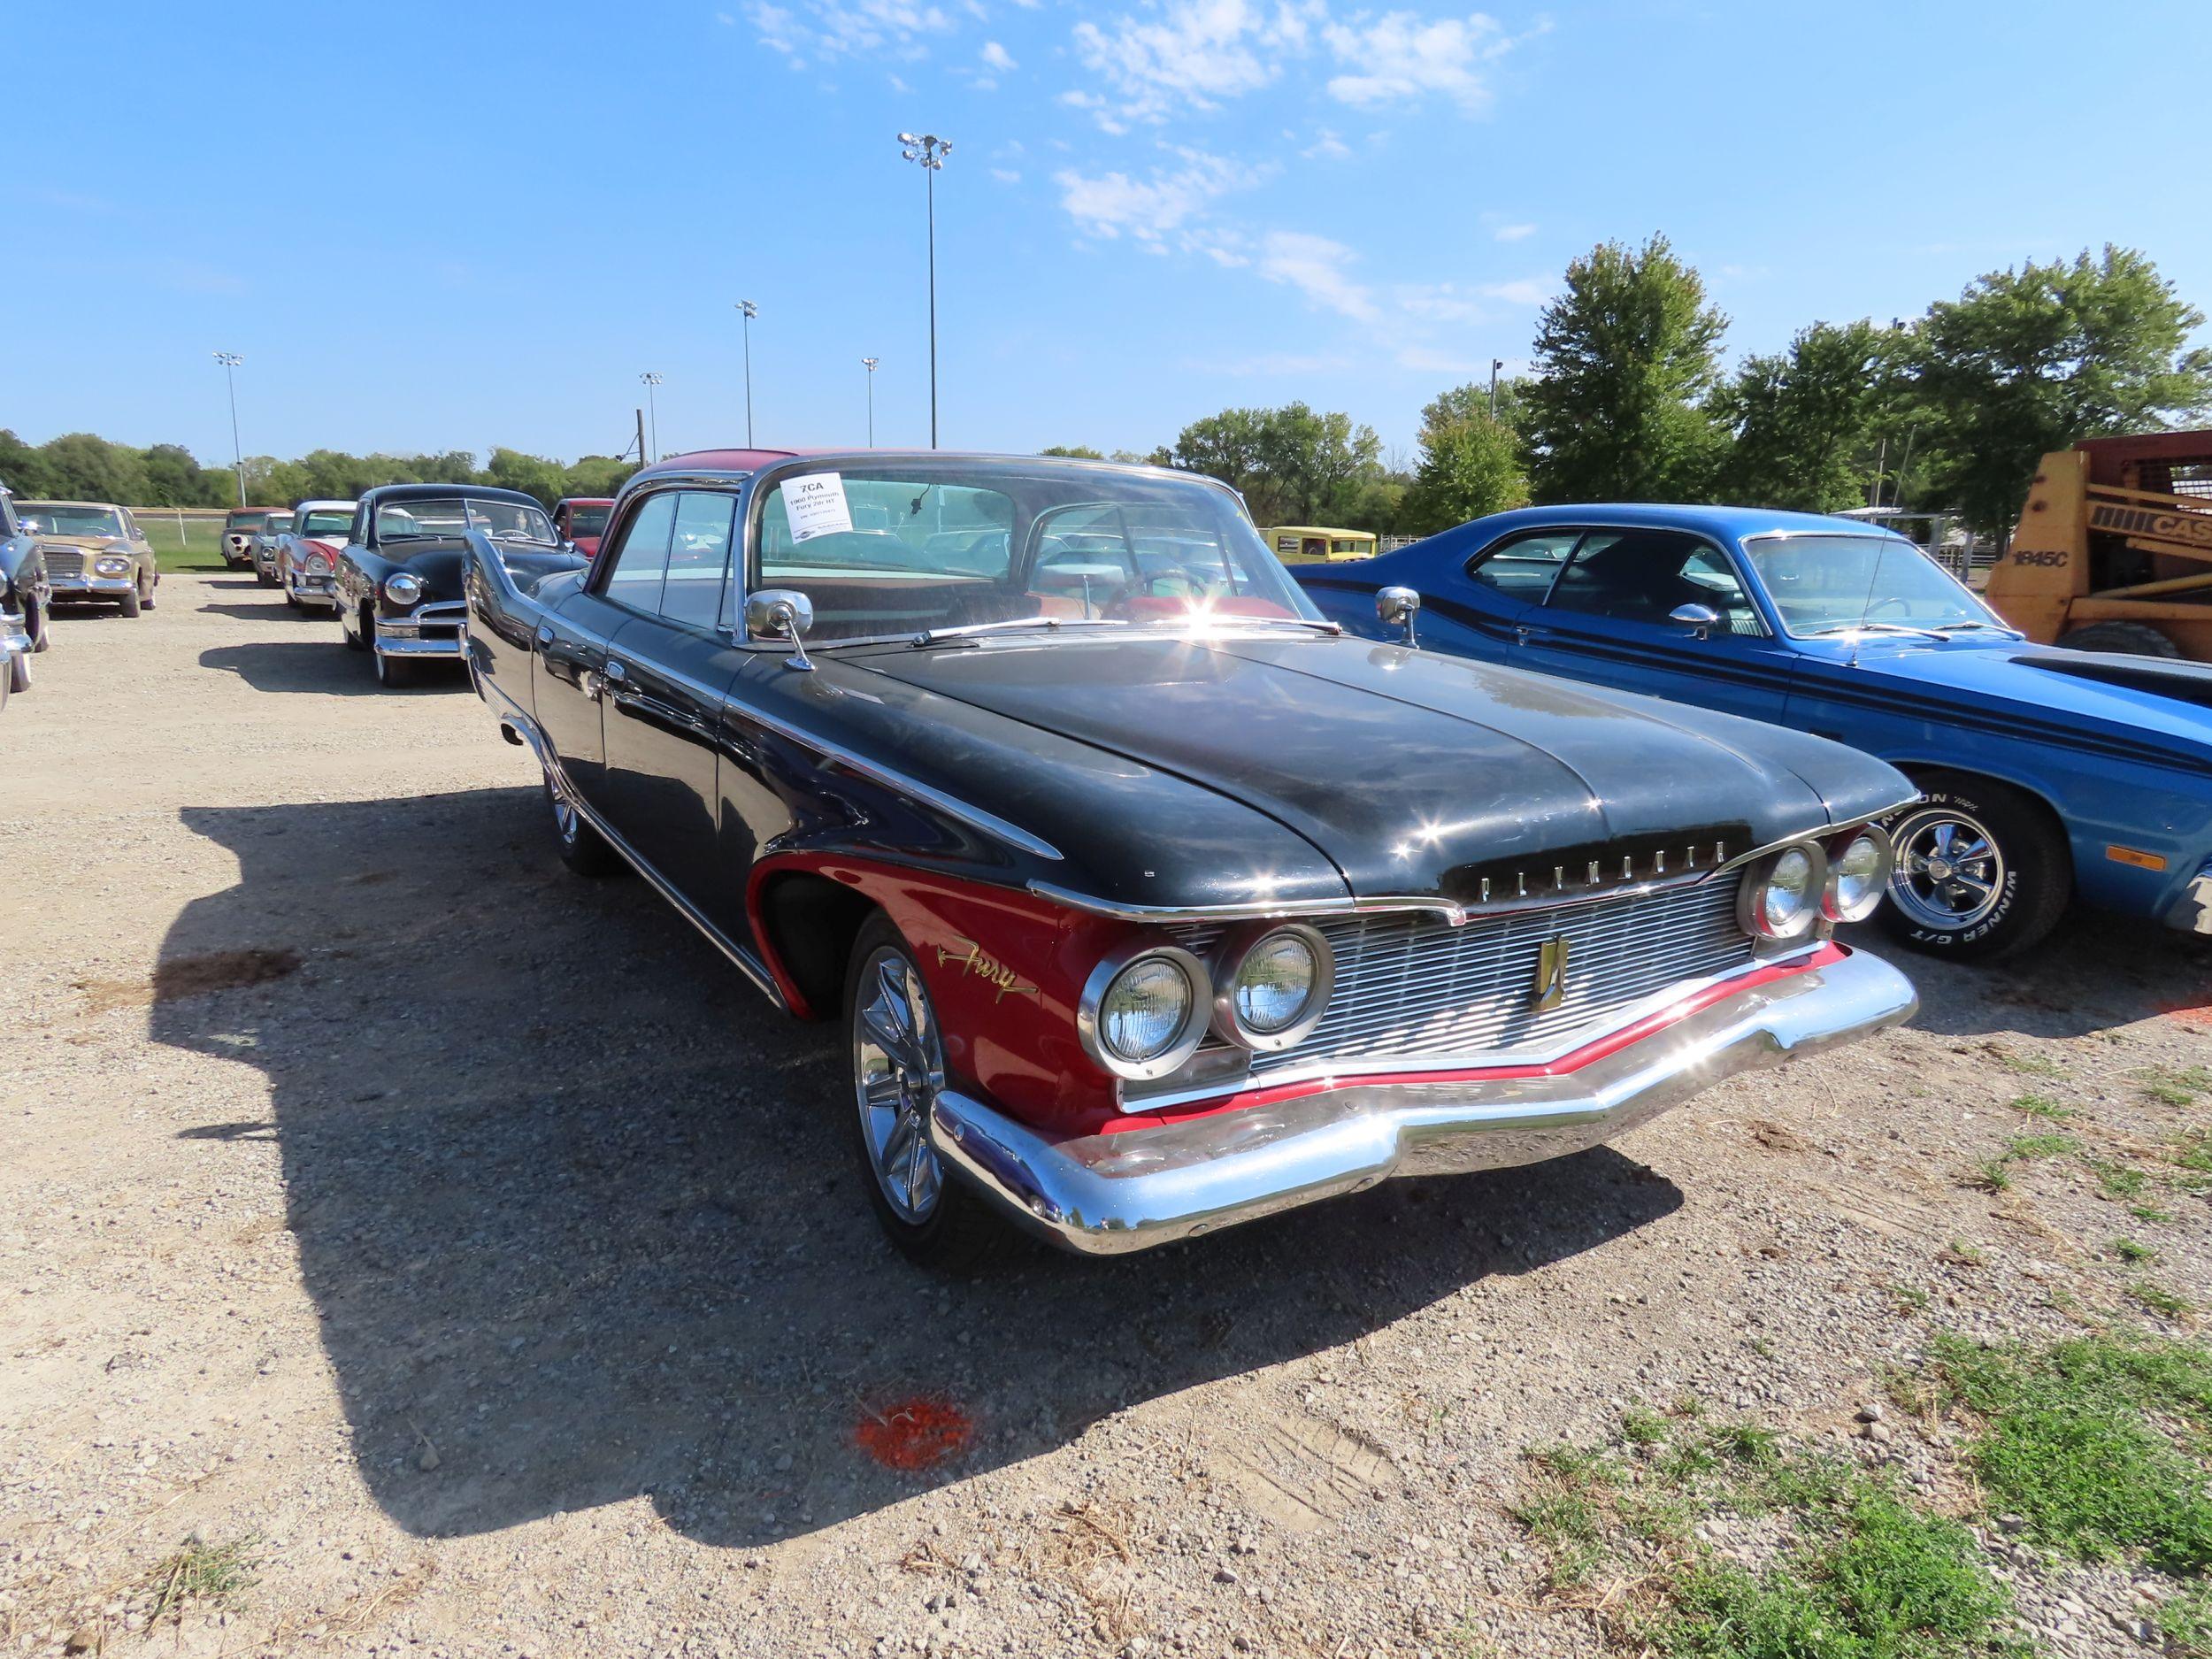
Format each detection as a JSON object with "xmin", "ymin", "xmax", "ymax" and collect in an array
[{"xmin": 460, "ymin": 449, "xmax": 1920, "ymax": 1264}]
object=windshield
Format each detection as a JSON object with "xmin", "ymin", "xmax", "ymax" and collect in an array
[
  {"xmin": 1744, "ymin": 534, "xmax": 2008, "ymax": 636},
  {"xmin": 376, "ymin": 497, "xmax": 555, "ymax": 545},
  {"xmin": 22, "ymin": 504, "xmax": 126, "ymax": 539},
  {"xmin": 566, "ymin": 504, "xmax": 609, "ymax": 536},
  {"xmin": 299, "ymin": 509, "xmax": 351, "ymax": 538},
  {"xmin": 261, "ymin": 514, "xmax": 295, "ymax": 534},
  {"xmin": 754, "ymin": 460, "xmax": 1321, "ymax": 644},
  {"xmin": 226, "ymin": 511, "xmax": 273, "ymax": 531}
]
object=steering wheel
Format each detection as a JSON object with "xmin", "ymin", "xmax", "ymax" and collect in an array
[{"xmin": 1866, "ymin": 595, "xmax": 1911, "ymax": 619}]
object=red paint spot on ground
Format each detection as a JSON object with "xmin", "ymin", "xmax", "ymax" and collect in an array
[
  {"xmin": 855, "ymin": 1394, "xmax": 974, "ymax": 1471},
  {"xmin": 2158, "ymin": 998, "xmax": 2212, "ymax": 1033}
]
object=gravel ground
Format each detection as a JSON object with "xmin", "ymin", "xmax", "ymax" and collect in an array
[{"xmin": 4, "ymin": 567, "xmax": 2212, "ymax": 1658}]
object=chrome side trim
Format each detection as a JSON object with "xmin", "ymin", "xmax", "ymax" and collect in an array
[
  {"xmin": 482, "ymin": 681, "xmax": 785, "ymax": 1007},
  {"xmin": 929, "ymin": 946, "xmax": 1919, "ymax": 1255}
]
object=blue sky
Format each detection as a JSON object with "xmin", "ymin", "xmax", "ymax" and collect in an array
[{"xmin": 9, "ymin": 0, "xmax": 2208, "ymax": 467}]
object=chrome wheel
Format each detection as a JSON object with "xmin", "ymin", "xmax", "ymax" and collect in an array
[
  {"xmin": 851, "ymin": 944, "xmax": 947, "ymax": 1225},
  {"xmin": 1888, "ymin": 805, "xmax": 2006, "ymax": 931}
]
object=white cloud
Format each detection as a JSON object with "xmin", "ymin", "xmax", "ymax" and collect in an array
[
  {"xmin": 1056, "ymin": 149, "xmax": 1260, "ymax": 242},
  {"xmin": 1493, "ymin": 221, "xmax": 1536, "ymax": 242},
  {"xmin": 888, "ymin": 71, "xmax": 913, "ymax": 90},
  {"xmin": 991, "ymin": 167, "xmax": 1023, "ymax": 182},
  {"xmin": 1323, "ymin": 9, "xmax": 1515, "ymax": 111},
  {"xmin": 980, "ymin": 38, "xmax": 1018, "ymax": 69},
  {"xmin": 741, "ymin": 0, "xmax": 955, "ymax": 65},
  {"xmin": 1071, "ymin": 0, "xmax": 1320, "ymax": 128},
  {"xmin": 1302, "ymin": 127, "xmax": 1351, "ymax": 159},
  {"xmin": 1256, "ymin": 229, "xmax": 1375, "ymax": 320},
  {"xmin": 1480, "ymin": 276, "xmax": 1550, "ymax": 305}
]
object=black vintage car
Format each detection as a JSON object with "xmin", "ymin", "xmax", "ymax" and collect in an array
[
  {"xmin": 334, "ymin": 483, "xmax": 566, "ymax": 688},
  {"xmin": 0, "ymin": 487, "xmax": 46, "ymax": 695},
  {"xmin": 462, "ymin": 449, "xmax": 1921, "ymax": 1265}
]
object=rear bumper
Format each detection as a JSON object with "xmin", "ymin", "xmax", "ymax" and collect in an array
[{"xmin": 928, "ymin": 946, "xmax": 1917, "ymax": 1255}]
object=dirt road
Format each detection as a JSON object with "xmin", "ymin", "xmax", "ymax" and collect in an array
[{"xmin": 4, "ymin": 567, "xmax": 2211, "ymax": 1657}]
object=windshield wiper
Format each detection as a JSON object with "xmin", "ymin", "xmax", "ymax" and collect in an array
[
  {"xmin": 910, "ymin": 616, "xmax": 1127, "ymax": 648},
  {"xmin": 1802, "ymin": 620, "xmax": 1955, "ymax": 641}
]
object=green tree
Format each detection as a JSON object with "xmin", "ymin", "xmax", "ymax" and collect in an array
[
  {"xmin": 1712, "ymin": 320, "xmax": 1901, "ymax": 511},
  {"xmin": 1522, "ymin": 234, "xmax": 1728, "ymax": 503},
  {"xmin": 484, "ymin": 447, "xmax": 567, "ymax": 506},
  {"xmin": 1039, "ymin": 445, "xmax": 1104, "ymax": 459},
  {"xmin": 559, "ymin": 455, "xmax": 636, "ymax": 498},
  {"xmin": 1168, "ymin": 403, "xmax": 1382, "ymax": 525},
  {"xmin": 1402, "ymin": 383, "xmax": 1529, "ymax": 535},
  {"xmin": 1902, "ymin": 245, "xmax": 2212, "ymax": 534},
  {"xmin": 36, "ymin": 434, "xmax": 150, "ymax": 505}
]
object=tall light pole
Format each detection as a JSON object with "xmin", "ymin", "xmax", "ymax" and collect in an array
[
  {"xmin": 638, "ymin": 372, "xmax": 663, "ymax": 459},
  {"xmin": 896, "ymin": 132, "xmax": 951, "ymax": 449},
  {"xmin": 861, "ymin": 357, "xmax": 879, "ymax": 447},
  {"xmin": 212, "ymin": 351, "xmax": 246, "ymax": 506},
  {"xmin": 1487, "ymin": 357, "xmax": 1504, "ymax": 419},
  {"xmin": 736, "ymin": 302, "xmax": 757, "ymax": 447}
]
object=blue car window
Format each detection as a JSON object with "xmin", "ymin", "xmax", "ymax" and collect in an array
[
  {"xmin": 1466, "ymin": 530, "xmax": 1579, "ymax": 599},
  {"xmin": 1548, "ymin": 531, "xmax": 1761, "ymax": 634}
]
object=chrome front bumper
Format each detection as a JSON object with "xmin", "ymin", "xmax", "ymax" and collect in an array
[
  {"xmin": 929, "ymin": 946, "xmax": 1918, "ymax": 1255},
  {"xmin": 2165, "ymin": 864, "xmax": 2212, "ymax": 936},
  {"xmin": 286, "ymin": 572, "xmax": 338, "ymax": 609},
  {"xmin": 50, "ymin": 575, "xmax": 134, "ymax": 596},
  {"xmin": 374, "ymin": 605, "xmax": 465, "ymax": 658}
]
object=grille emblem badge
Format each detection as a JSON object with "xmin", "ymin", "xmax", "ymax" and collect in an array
[{"xmin": 1532, "ymin": 936, "xmax": 1571, "ymax": 1011}]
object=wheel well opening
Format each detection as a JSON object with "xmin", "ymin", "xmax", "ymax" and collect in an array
[
  {"xmin": 757, "ymin": 873, "xmax": 878, "ymax": 1019},
  {"xmin": 1892, "ymin": 765, "xmax": 2073, "ymax": 867}
]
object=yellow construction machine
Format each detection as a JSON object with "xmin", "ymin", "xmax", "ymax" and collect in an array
[{"xmin": 1986, "ymin": 431, "xmax": 2212, "ymax": 657}]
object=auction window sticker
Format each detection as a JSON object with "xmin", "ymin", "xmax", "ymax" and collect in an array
[{"xmin": 786, "ymin": 472, "xmax": 854, "ymax": 542}]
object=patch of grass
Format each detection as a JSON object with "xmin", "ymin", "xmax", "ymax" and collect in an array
[
  {"xmin": 1990, "ymin": 1048, "xmax": 2065, "ymax": 1079},
  {"xmin": 1932, "ymin": 1334, "xmax": 2212, "ymax": 1572},
  {"xmin": 2002, "ymin": 1132, "xmax": 2078, "ymax": 1162},
  {"xmin": 2006, "ymin": 1093, "xmax": 2074, "ymax": 1120},
  {"xmin": 2173, "ymin": 1128, "xmax": 2212, "ymax": 1177},
  {"xmin": 2131, "ymin": 1280, "xmax": 2194, "ymax": 1320},
  {"xmin": 2141, "ymin": 1066, "xmax": 2212, "ymax": 1107},
  {"xmin": 2159, "ymin": 1581, "xmax": 2212, "ymax": 1657},
  {"xmin": 1941, "ymin": 1238, "xmax": 1989, "ymax": 1267},
  {"xmin": 2112, "ymin": 1238, "xmax": 2157, "ymax": 1264},
  {"xmin": 1884, "ymin": 1280, "xmax": 1932, "ymax": 1313},
  {"xmin": 1623, "ymin": 1405, "xmax": 1671, "ymax": 1445},
  {"xmin": 2133, "ymin": 1203, "xmax": 2178, "ymax": 1225},
  {"xmin": 1658, "ymin": 1490, "xmax": 2008, "ymax": 1659},
  {"xmin": 1965, "ymin": 1158, "xmax": 2012, "ymax": 1194},
  {"xmin": 147, "ymin": 1532, "xmax": 257, "ymax": 1629},
  {"xmin": 2090, "ymin": 1158, "xmax": 2149, "ymax": 1201}
]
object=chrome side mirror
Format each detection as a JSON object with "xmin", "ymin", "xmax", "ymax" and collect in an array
[
  {"xmin": 1670, "ymin": 603, "xmax": 1720, "ymax": 641},
  {"xmin": 1377, "ymin": 585, "xmax": 1420, "ymax": 647},
  {"xmin": 745, "ymin": 587, "xmax": 818, "ymax": 672}
]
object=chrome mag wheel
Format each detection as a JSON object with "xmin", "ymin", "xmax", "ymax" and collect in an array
[
  {"xmin": 851, "ymin": 943, "xmax": 947, "ymax": 1225},
  {"xmin": 1888, "ymin": 805, "xmax": 2006, "ymax": 932}
]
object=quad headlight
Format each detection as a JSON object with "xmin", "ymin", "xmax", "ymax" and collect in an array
[
  {"xmin": 1212, "ymin": 923, "xmax": 1333, "ymax": 1050},
  {"xmin": 1824, "ymin": 824, "xmax": 1894, "ymax": 923},
  {"xmin": 1737, "ymin": 841, "xmax": 1827, "ymax": 941},
  {"xmin": 94, "ymin": 556, "xmax": 131, "ymax": 576},
  {"xmin": 1079, "ymin": 942, "xmax": 1210, "ymax": 1080}
]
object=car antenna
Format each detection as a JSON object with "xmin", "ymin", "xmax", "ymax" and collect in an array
[{"xmin": 1847, "ymin": 536, "xmax": 1890, "ymax": 671}]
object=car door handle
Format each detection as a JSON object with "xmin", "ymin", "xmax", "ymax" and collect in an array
[
  {"xmin": 603, "ymin": 658, "xmax": 627, "ymax": 683},
  {"xmin": 536, "ymin": 623, "xmax": 555, "ymax": 647}
]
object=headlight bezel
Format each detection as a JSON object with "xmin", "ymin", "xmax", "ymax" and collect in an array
[
  {"xmin": 1823, "ymin": 823, "xmax": 1894, "ymax": 923},
  {"xmin": 93, "ymin": 555, "xmax": 132, "ymax": 576},
  {"xmin": 1737, "ymin": 839, "xmax": 1829, "ymax": 941},
  {"xmin": 384, "ymin": 572, "xmax": 426, "ymax": 605},
  {"xmin": 1210, "ymin": 922, "xmax": 1333, "ymax": 1051},
  {"xmin": 1079, "ymin": 940, "xmax": 1212, "ymax": 1081}
]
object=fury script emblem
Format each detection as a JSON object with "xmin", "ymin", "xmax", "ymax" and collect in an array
[
  {"xmin": 937, "ymin": 938, "xmax": 1038, "ymax": 1003},
  {"xmin": 1532, "ymin": 937, "xmax": 1571, "ymax": 1011}
]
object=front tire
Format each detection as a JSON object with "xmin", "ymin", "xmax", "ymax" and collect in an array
[
  {"xmin": 5, "ymin": 648, "xmax": 27, "ymax": 695},
  {"xmin": 1878, "ymin": 772, "xmax": 2071, "ymax": 960},
  {"xmin": 119, "ymin": 582, "xmax": 142, "ymax": 618},
  {"xmin": 845, "ymin": 915, "xmax": 1009, "ymax": 1271},
  {"xmin": 372, "ymin": 635, "xmax": 422, "ymax": 689},
  {"xmin": 28, "ymin": 602, "xmax": 49, "ymax": 654},
  {"xmin": 2058, "ymin": 621, "xmax": 2177, "ymax": 657}
]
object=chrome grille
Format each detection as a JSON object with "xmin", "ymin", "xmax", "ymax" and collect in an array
[
  {"xmin": 42, "ymin": 549, "xmax": 85, "ymax": 580},
  {"xmin": 1193, "ymin": 879, "xmax": 1755, "ymax": 1078}
]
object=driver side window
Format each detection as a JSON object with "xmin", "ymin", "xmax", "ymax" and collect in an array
[
  {"xmin": 1546, "ymin": 531, "xmax": 1762, "ymax": 634},
  {"xmin": 1467, "ymin": 531, "xmax": 1579, "ymax": 600}
]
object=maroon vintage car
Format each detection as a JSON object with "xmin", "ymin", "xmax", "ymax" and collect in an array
[{"xmin": 551, "ymin": 497, "xmax": 613, "ymax": 560}]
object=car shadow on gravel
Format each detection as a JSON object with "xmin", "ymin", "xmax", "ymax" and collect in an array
[
  {"xmin": 196, "ymin": 600, "xmax": 325, "ymax": 622},
  {"xmin": 199, "ymin": 641, "xmax": 404, "ymax": 695},
  {"xmin": 152, "ymin": 787, "xmax": 1681, "ymax": 1548},
  {"xmin": 1844, "ymin": 914, "xmax": 2212, "ymax": 1041}
]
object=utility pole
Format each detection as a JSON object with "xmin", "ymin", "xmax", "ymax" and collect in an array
[
  {"xmin": 1487, "ymin": 358, "xmax": 1504, "ymax": 420},
  {"xmin": 213, "ymin": 351, "xmax": 246, "ymax": 506},
  {"xmin": 736, "ymin": 302, "xmax": 758, "ymax": 446},
  {"xmin": 897, "ymin": 133, "xmax": 951, "ymax": 449},
  {"xmin": 634, "ymin": 407, "xmax": 647, "ymax": 469},
  {"xmin": 861, "ymin": 357, "xmax": 879, "ymax": 447},
  {"xmin": 638, "ymin": 372, "xmax": 663, "ymax": 459}
]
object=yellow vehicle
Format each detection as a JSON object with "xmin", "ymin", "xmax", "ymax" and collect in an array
[
  {"xmin": 1986, "ymin": 431, "xmax": 2212, "ymax": 658},
  {"xmin": 1265, "ymin": 526, "xmax": 1376, "ymax": 564}
]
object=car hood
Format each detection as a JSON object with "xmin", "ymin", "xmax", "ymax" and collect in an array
[
  {"xmin": 37, "ymin": 534, "xmax": 132, "ymax": 551},
  {"xmin": 1831, "ymin": 640, "xmax": 2212, "ymax": 765},
  {"xmin": 854, "ymin": 633, "xmax": 1909, "ymax": 905}
]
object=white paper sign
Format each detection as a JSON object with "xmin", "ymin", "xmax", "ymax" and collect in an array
[{"xmin": 786, "ymin": 472, "xmax": 854, "ymax": 542}]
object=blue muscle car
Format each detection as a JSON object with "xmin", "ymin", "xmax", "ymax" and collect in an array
[{"xmin": 1296, "ymin": 504, "xmax": 2212, "ymax": 960}]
